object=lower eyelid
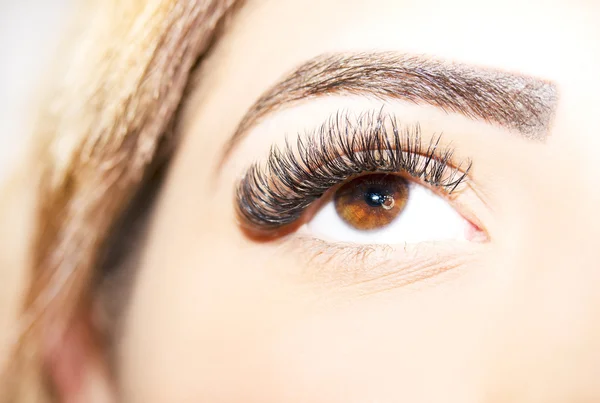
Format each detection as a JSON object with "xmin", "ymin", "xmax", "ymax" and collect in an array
[{"xmin": 279, "ymin": 234, "xmax": 481, "ymax": 294}]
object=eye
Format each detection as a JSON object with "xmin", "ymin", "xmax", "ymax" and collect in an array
[
  {"xmin": 306, "ymin": 174, "xmax": 469, "ymax": 244},
  {"xmin": 333, "ymin": 174, "xmax": 409, "ymax": 230},
  {"xmin": 235, "ymin": 110, "xmax": 479, "ymax": 240}
]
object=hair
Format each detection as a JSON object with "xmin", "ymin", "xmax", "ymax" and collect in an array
[{"xmin": 0, "ymin": 0, "xmax": 242, "ymax": 401}]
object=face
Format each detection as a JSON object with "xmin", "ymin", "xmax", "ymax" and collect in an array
[{"xmin": 112, "ymin": 0, "xmax": 600, "ymax": 401}]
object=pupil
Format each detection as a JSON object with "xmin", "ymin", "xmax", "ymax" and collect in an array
[{"xmin": 364, "ymin": 189, "xmax": 386, "ymax": 207}]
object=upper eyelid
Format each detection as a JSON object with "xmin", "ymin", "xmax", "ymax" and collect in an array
[
  {"xmin": 267, "ymin": 109, "xmax": 471, "ymax": 189},
  {"xmin": 236, "ymin": 109, "xmax": 472, "ymax": 232}
]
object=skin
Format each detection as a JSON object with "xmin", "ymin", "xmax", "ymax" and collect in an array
[{"xmin": 72, "ymin": 0, "xmax": 600, "ymax": 401}]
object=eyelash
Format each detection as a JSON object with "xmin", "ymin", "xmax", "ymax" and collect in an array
[{"xmin": 236, "ymin": 110, "xmax": 472, "ymax": 231}]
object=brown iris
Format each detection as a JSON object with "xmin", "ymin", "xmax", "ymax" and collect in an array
[{"xmin": 334, "ymin": 174, "xmax": 409, "ymax": 230}]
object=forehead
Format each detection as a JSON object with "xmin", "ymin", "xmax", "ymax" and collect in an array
[
  {"xmin": 184, "ymin": 0, "xmax": 599, "ymax": 160},
  {"xmin": 195, "ymin": 0, "xmax": 597, "ymax": 131},
  {"xmin": 209, "ymin": 0, "xmax": 598, "ymax": 85}
]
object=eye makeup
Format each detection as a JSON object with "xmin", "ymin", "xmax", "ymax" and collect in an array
[{"xmin": 236, "ymin": 110, "xmax": 472, "ymax": 233}]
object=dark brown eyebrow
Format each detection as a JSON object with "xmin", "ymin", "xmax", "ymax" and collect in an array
[{"xmin": 222, "ymin": 52, "xmax": 558, "ymax": 160}]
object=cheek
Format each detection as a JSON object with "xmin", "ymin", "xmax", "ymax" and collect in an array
[{"xmin": 117, "ymin": 240, "xmax": 491, "ymax": 403}]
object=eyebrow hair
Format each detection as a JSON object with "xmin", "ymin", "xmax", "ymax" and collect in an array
[{"xmin": 222, "ymin": 52, "xmax": 558, "ymax": 159}]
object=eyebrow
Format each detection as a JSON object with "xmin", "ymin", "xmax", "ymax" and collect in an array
[{"xmin": 222, "ymin": 52, "xmax": 558, "ymax": 159}]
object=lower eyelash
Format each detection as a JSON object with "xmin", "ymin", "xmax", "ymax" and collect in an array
[
  {"xmin": 280, "ymin": 235, "xmax": 475, "ymax": 293},
  {"xmin": 237, "ymin": 109, "xmax": 472, "ymax": 232}
]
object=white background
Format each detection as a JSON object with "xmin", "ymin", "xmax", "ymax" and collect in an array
[{"xmin": 0, "ymin": 1, "xmax": 72, "ymax": 182}]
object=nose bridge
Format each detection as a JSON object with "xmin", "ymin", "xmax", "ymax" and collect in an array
[
  {"xmin": 523, "ymin": 174, "xmax": 600, "ymax": 276},
  {"xmin": 487, "ymin": 143, "xmax": 600, "ymax": 400},
  {"xmin": 524, "ymin": 141, "xmax": 600, "ymax": 284},
  {"xmin": 524, "ymin": 143, "xmax": 600, "ymax": 318}
]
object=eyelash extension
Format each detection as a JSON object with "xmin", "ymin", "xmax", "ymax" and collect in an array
[{"xmin": 236, "ymin": 110, "xmax": 472, "ymax": 231}]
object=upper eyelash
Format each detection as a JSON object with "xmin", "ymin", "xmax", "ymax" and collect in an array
[{"xmin": 236, "ymin": 109, "xmax": 472, "ymax": 231}]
